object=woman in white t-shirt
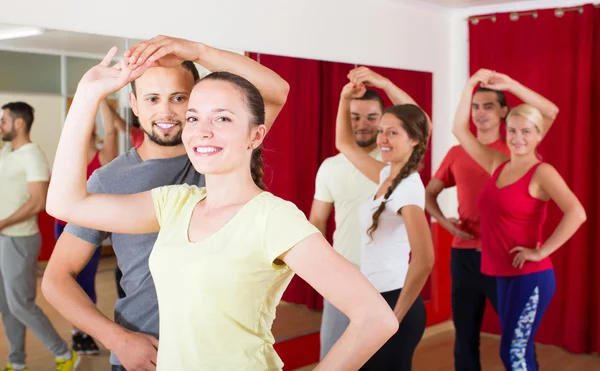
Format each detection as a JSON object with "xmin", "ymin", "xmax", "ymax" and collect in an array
[{"xmin": 335, "ymin": 76, "xmax": 435, "ymax": 370}]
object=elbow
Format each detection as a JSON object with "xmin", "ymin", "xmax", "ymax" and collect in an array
[
  {"xmin": 451, "ymin": 126, "xmax": 463, "ymax": 138},
  {"xmin": 34, "ymin": 200, "xmax": 47, "ymax": 215},
  {"xmin": 575, "ymin": 205, "xmax": 587, "ymax": 225},
  {"xmin": 274, "ymin": 79, "xmax": 290, "ymax": 108},
  {"xmin": 335, "ymin": 139, "xmax": 350, "ymax": 154},
  {"xmin": 41, "ymin": 269, "xmax": 57, "ymax": 303},
  {"xmin": 422, "ymin": 252, "xmax": 435, "ymax": 273},
  {"xmin": 45, "ymin": 197, "xmax": 68, "ymax": 221},
  {"xmin": 379, "ymin": 307, "xmax": 400, "ymax": 339},
  {"xmin": 415, "ymin": 247, "xmax": 435, "ymax": 274},
  {"xmin": 356, "ymin": 303, "xmax": 398, "ymax": 341},
  {"xmin": 547, "ymin": 105, "xmax": 559, "ymax": 121}
]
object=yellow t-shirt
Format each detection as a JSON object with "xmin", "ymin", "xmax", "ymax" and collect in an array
[
  {"xmin": 150, "ymin": 184, "xmax": 320, "ymax": 370},
  {"xmin": 0, "ymin": 143, "xmax": 49, "ymax": 236}
]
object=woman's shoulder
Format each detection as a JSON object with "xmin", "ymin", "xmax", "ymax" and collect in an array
[
  {"xmin": 254, "ymin": 192, "xmax": 298, "ymax": 210},
  {"xmin": 394, "ymin": 172, "xmax": 425, "ymax": 192},
  {"xmin": 152, "ymin": 184, "xmax": 206, "ymax": 205},
  {"xmin": 251, "ymin": 192, "xmax": 309, "ymax": 220}
]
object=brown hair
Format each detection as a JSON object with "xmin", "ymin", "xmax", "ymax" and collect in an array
[
  {"xmin": 198, "ymin": 71, "xmax": 266, "ymax": 190},
  {"xmin": 367, "ymin": 104, "xmax": 429, "ymax": 239}
]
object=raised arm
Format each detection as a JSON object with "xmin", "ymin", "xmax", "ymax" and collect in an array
[
  {"xmin": 452, "ymin": 69, "xmax": 508, "ymax": 174},
  {"xmin": 482, "ymin": 72, "xmax": 559, "ymax": 136},
  {"xmin": 281, "ymin": 233, "xmax": 398, "ymax": 369},
  {"xmin": 336, "ymin": 83, "xmax": 386, "ymax": 183},
  {"xmin": 124, "ymin": 36, "xmax": 290, "ymax": 131},
  {"xmin": 46, "ymin": 48, "xmax": 158, "ymax": 235},
  {"xmin": 348, "ymin": 66, "xmax": 432, "ymax": 136}
]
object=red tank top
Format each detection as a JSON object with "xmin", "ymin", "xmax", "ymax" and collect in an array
[
  {"xmin": 56, "ymin": 151, "xmax": 103, "ymax": 226},
  {"xmin": 477, "ymin": 161, "xmax": 553, "ymax": 276}
]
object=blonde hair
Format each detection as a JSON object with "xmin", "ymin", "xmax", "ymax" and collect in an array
[{"xmin": 507, "ymin": 104, "xmax": 544, "ymax": 134}]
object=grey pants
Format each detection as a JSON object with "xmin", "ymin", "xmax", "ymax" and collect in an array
[
  {"xmin": 0, "ymin": 233, "xmax": 68, "ymax": 364},
  {"xmin": 319, "ymin": 299, "xmax": 350, "ymax": 360}
]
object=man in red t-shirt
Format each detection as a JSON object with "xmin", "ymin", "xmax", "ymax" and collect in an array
[{"xmin": 426, "ymin": 87, "xmax": 509, "ymax": 371}]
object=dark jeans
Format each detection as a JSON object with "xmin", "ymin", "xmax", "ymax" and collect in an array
[
  {"xmin": 360, "ymin": 288, "xmax": 426, "ymax": 370},
  {"xmin": 451, "ymin": 248, "xmax": 539, "ymax": 371},
  {"xmin": 451, "ymin": 248, "xmax": 499, "ymax": 371}
]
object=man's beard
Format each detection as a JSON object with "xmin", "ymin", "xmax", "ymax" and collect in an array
[
  {"xmin": 356, "ymin": 135, "xmax": 377, "ymax": 148},
  {"xmin": 1, "ymin": 128, "xmax": 16, "ymax": 142},
  {"xmin": 140, "ymin": 124, "xmax": 183, "ymax": 147}
]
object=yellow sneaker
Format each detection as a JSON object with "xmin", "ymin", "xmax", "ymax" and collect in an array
[
  {"xmin": 3, "ymin": 364, "xmax": 29, "ymax": 371},
  {"xmin": 55, "ymin": 350, "xmax": 80, "ymax": 371}
]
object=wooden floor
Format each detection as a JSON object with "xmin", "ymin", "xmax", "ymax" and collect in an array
[{"xmin": 2, "ymin": 257, "xmax": 599, "ymax": 370}]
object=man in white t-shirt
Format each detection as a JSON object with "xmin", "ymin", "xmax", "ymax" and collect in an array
[
  {"xmin": 0, "ymin": 102, "xmax": 77, "ymax": 371},
  {"xmin": 309, "ymin": 67, "xmax": 424, "ymax": 359}
]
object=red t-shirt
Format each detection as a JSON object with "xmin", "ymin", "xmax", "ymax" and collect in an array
[
  {"xmin": 477, "ymin": 161, "xmax": 553, "ymax": 276},
  {"xmin": 433, "ymin": 139, "xmax": 510, "ymax": 248}
]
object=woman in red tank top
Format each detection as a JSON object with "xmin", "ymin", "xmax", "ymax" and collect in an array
[{"xmin": 452, "ymin": 69, "xmax": 586, "ymax": 371}]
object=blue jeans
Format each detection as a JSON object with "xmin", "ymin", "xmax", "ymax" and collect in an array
[{"xmin": 54, "ymin": 222, "xmax": 102, "ymax": 304}]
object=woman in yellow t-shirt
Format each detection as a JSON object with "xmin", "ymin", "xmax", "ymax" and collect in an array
[{"xmin": 46, "ymin": 40, "xmax": 398, "ymax": 370}]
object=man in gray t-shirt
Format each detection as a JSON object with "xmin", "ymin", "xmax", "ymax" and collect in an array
[
  {"xmin": 43, "ymin": 35, "xmax": 288, "ymax": 371},
  {"xmin": 65, "ymin": 149, "xmax": 203, "ymax": 366},
  {"xmin": 43, "ymin": 38, "xmax": 204, "ymax": 371}
]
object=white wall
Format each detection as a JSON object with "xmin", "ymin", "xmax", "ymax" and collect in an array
[
  {"xmin": 1, "ymin": 0, "xmax": 457, "ymax": 213},
  {"xmin": 0, "ymin": 92, "xmax": 63, "ymax": 166}
]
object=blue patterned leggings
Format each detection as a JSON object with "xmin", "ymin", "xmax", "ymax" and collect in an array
[{"xmin": 496, "ymin": 269, "xmax": 556, "ymax": 371}]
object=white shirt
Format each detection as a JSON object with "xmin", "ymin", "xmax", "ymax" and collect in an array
[
  {"xmin": 313, "ymin": 149, "xmax": 381, "ymax": 267},
  {"xmin": 359, "ymin": 166, "xmax": 425, "ymax": 293}
]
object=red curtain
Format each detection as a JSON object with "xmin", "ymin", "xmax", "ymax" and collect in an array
[
  {"xmin": 249, "ymin": 53, "xmax": 433, "ymax": 310},
  {"xmin": 469, "ymin": 4, "xmax": 600, "ymax": 354}
]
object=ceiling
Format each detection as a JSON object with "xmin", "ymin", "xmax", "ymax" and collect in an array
[
  {"xmin": 0, "ymin": 24, "xmax": 141, "ymax": 59},
  {"xmin": 0, "ymin": 1, "xmax": 537, "ymax": 57},
  {"xmin": 412, "ymin": 0, "xmax": 529, "ymax": 8}
]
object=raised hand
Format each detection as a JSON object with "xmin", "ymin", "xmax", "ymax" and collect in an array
[
  {"xmin": 348, "ymin": 67, "xmax": 390, "ymax": 90},
  {"xmin": 510, "ymin": 243, "xmax": 545, "ymax": 269},
  {"xmin": 442, "ymin": 218, "xmax": 474, "ymax": 240},
  {"xmin": 341, "ymin": 82, "xmax": 367, "ymax": 100},
  {"xmin": 78, "ymin": 47, "xmax": 152, "ymax": 99},
  {"xmin": 468, "ymin": 68, "xmax": 495, "ymax": 88},
  {"xmin": 125, "ymin": 35, "xmax": 201, "ymax": 68},
  {"xmin": 481, "ymin": 72, "xmax": 516, "ymax": 91}
]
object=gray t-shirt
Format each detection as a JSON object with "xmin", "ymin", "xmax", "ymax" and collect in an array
[{"xmin": 65, "ymin": 148, "xmax": 204, "ymax": 365}]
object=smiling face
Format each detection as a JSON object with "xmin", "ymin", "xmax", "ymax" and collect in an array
[
  {"xmin": 182, "ymin": 78, "xmax": 266, "ymax": 176},
  {"xmin": 506, "ymin": 116, "xmax": 541, "ymax": 156},
  {"xmin": 377, "ymin": 113, "xmax": 418, "ymax": 164},
  {"xmin": 130, "ymin": 66, "xmax": 196, "ymax": 147},
  {"xmin": 471, "ymin": 90, "xmax": 508, "ymax": 134},
  {"xmin": 350, "ymin": 98, "xmax": 382, "ymax": 148}
]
